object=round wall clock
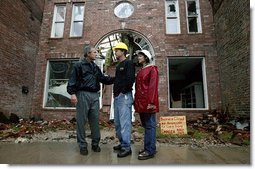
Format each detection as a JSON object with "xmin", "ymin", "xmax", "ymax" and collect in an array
[{"xmin": 114, "ymin": 1, "xmax": 134, "ymax": 19}]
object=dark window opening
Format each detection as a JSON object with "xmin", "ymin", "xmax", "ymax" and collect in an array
[
  {"xmin": 187, "ymin": 1, "xmax": 197, "ymax": 15},
  {"xmin": 169, "ymin": 58, "xmax": 206, "ymax": 109},
  {"xmin": 169, "ymin": 4, "xmax": 176, "ymax": 12},
  {"xmin": 188, "ymin": 17, "xmax": 198, "ymax": 32}
]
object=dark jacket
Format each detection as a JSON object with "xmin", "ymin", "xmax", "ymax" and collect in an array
[
  {"xmin": 134, "ymin": 65, "xmax": 159, "ymax": 113},
  {"xmin": 113, "ymin": 59, "xmax": 135, "ymax": 97},
  {"xmin": 67, "ymin": 58, "xmax": 114, "ymax": 95}
]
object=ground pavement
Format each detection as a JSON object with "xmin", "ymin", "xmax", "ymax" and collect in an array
[{"xmin": 0, "ymin": 142, "xmax": 250, "ymax": 165}]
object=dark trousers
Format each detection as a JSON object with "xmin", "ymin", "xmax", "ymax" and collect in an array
[
  {"xmin": 139, "ymin": 113, "xmax": 156, "ymax": 155},
  {"xmin": 76, "ymin": 91, "xmax": 100, "ymax": 149}
]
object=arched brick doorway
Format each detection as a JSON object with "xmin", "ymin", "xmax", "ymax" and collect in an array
[{"xmin": 94, "ymin": 30, "xmax": 155, "ymax": 121}]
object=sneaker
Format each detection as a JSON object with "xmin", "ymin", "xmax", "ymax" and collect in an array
[
  {"xmin": 80, "ymin": 148, "xmax": 88, "ymax": 155},
  {"xmin": 92, "ymin": 145, "xmax": 101, "ymax": 152},
  {"xmin": 113, "ymin": 144, "xmax": 121, "ymax": 150}
]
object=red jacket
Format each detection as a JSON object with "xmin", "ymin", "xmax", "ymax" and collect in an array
[{"xmin": 134, "ymin": 65, "xmax": 159, "ymax": 113}]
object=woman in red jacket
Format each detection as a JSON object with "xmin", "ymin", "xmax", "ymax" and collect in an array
[{"xmin": 134, "ymin": 50, "xmax": 159, "ymax": 160}]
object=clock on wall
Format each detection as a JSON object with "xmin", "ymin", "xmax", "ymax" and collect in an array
[{"xmin": 114, "ymin": 1, "xmax": 134, "ymax": 19}]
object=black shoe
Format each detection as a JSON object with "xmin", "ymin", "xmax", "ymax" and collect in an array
[
  {"xmin": 117, "ymin": 149, "xmax": 132, "ymax": 158},
  {"xmin": 92, "ymin": 145, "xmax": 101, "ymax": 152},
  {"xmin": 138, "ymin": 151, "xmax": 154, "ymax": 160},
  {"xmin": 113, "ymin": 144, "xmax": 122, "ymax": 150},
  {"xmin": 80, "ymin": 148, "xmax": 88, "ymax": 155}
]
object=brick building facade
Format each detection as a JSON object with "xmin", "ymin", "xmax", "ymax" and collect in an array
[
  {"xmin": 31, "ymin": 0, "xmax": 221, "ymax": 121},
  {"xmin": 209, "ymin": 0, "xmax": 250, "ymax": 118},
  {"xmin": 0, "ymin": 0, "xmax": 45, "ymax": 118},
  {"xmin": 0, "ymin": 0, "xmax": 250, "ymax": 122}
]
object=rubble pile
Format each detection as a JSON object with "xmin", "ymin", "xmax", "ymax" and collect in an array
[{"xmin": 187, "ymin": 111, "xmax": 250, "ymax": 146}]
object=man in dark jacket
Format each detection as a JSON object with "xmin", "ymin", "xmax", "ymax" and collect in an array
[{"xmin": 67, "ymin": 45, "xmax": 114, "ymax": 156}]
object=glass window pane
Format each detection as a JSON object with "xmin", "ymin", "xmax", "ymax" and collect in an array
[
  {"xmin": 74, "ymin": 5, "xmax": 84, "ymax": 21},
  {"xmin": 165, "ymin": 0, "xmax": 180, "ymax": 34},
  {"xmin": 166, "ymin": 18, "xmax": 178, "ymax": 34},
  {"xmin": 56, "ymin": 6, "xmax": 66, "ymax": 21},
  {"xmin": 70, "ymin": 4, "xmax": 84, "ymax": 37},
  {"xmin": 45, "ymin": 60, "xmax": 78, "ymax": 108},
  {"xmin": 167, "ymin": 1, "xmax": 177, "ymax": 17},
  {"xmin": 54, "ymin": 23, "xmax": 64, "ymax": 37},
  {"xmin": 72, "ymin": 22, "xmax": 83, "ymax": 36},
  {"xmin": 49, "ymin": 62, "xmax": 70, "ymax": 79},
  {"xmin": 114, "ymin": 2, "xmax": 134, "ymax": 19}
]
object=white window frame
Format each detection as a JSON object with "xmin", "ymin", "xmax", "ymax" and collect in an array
[
  {"xmin": 165, "ymin": 0, "xmax": 180, "ymax": 34},
  {"xmin": 70, "ymin": 3, "xmax": 85, "ymax": 37},
  {"xmin": 43, "ymin": 59, "xmax": 79, "ymax": 109},
  {"xmin": 51, "ymin": 4, "xmax": 66, "ymax": 38},
  {"xmin": 185, "ymin": 0, "xmax": 202, "ymax": 33}
]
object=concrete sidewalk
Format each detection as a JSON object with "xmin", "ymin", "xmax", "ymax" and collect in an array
[{"xmin": 0, "ymin": 142, "xmax": 250, "ymax": 165}]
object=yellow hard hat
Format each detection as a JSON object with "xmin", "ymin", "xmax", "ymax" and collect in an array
[{"xmin": 113, "ymin": 42, "xmax": 128, "ymax": 51}]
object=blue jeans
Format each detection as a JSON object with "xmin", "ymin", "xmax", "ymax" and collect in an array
[
  {"xmin": 139, "ymin": 113, "xmax": 156, "ymax": 155},
  {"xmin": 114, "ymin": 92, "xmax": 133, "ymax": 150}
]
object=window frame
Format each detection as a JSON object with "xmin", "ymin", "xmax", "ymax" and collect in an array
[
  {"xmin": 114, "ymin": 1, "xmax": 134, "ymax": 19},
  {"xmin": 51, "ymin": 4, "xmax": 67, "ymax": 38},
  {"xmin": 70, "ymin": 3, "xmax": 85, "ymax": 37},
  {"xmin": 165, "ymin": 0, "xmax": 181, "ymax": 34},
  {"xmin": 43, "ymin": 59, "xmax": 79, "ymax": 109},
  {"xmin": 167, "ymin": 57, "xmax": 209, "ymax": 110},
  {"xmin": 185, "ymin": 0, "xmax": 202, "ymax": 34}
]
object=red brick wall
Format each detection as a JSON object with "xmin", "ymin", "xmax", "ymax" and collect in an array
[
  {"xmin": 32, "ymin": 0, "xmax": 221, "ymax": 121},
  {"xmin": 0, "ymin": 0, "xmax": 45, "ymax": 118},
  {"xmin": 212, "ymin": 0, "xmax": 250, "ymax": 118},
  {"xmin": 159, "ymin": 0, "xmax": 221, "ymax": 118}
]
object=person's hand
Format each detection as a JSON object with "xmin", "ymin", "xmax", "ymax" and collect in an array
[
  {"xmin": 70, "ymin": 94, "xmax": 78, "ymax": 106},
  {"xmin": 147, "ymin": 104, "xmax": 156, "ymax": 110}
]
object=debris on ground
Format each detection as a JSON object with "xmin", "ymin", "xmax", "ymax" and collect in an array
[
  {"xmin": 0, "ymin": 117, "xmax": 75, "ymax": 142},
  {"xmin": 0, "ymin": 112, "xmax": 250, "ymax": 147}
]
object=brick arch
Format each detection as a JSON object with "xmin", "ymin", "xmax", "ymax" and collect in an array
[
  {"xmin": 94, "ymin": 29, "xmax": 159, "ymax": 116},
  {"xmin": 94, "ymin": 29, "xmax": 157, "ymax": 64}
]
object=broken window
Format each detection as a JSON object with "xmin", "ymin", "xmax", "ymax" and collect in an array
[
  {"xmin": 70, "ymin": 3, "xmax": 85, "ymax": 37},
  {"xmin": 44, "ymin": 60, "xmax": 78, "ymax": 108},
  {"xmin": 51, "ymin": 4, "xmax": 66, "ymax": 38},
  {"xmin": 168, "ymin": 57, "xmax": 208, "ymax": 109},
  {"xmin": 165, "ymin": 0, "xmax": 180, "ymax": 34},
  {"xmin": 185, "ymin": 0, "xmax": 202, "ymax": 33}
]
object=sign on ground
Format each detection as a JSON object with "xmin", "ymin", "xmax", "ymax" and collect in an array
[{"xmin": 160, "ymin": 116, "xmax": 187, "ymax": 135}]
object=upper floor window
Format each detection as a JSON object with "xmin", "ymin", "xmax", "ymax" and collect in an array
[
  {"xmin": 51, "ymin": 4, "xmax": 66, "ymax": 38},
  {"xmin": 185, "ymin": 0, "xmax": 202, "ymax": 33},
  {"xmin": 165, "ymin": 0, "xmax": 180, "ymax": 34},
  {"xmin": 70, "ymin": 3, "xmax": 85, "ymax": 37},
  {"xmin": 114, "ymin": 2, "xmax": 134, "ymax": 19}
]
